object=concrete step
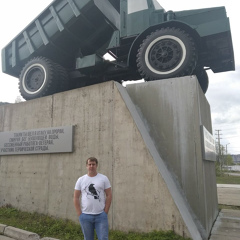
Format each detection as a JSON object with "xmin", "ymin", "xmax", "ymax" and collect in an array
[
  {"xmin": 0, "ymin": 224, "xmax": 59, "ymax": 240},
  {"xmin": 0, "ymin": 236, "xmax": 15, "ymax": 240}
]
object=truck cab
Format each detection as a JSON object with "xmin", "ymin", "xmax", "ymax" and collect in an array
[
  {"xmin": 106, "ymin": 0, "xmax": 234, "ymax": 94},
  {"xmin": 120, "ymin": 0, "xmax": 164, "ymax": 37}
]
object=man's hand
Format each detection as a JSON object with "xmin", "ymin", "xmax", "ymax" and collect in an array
[
  {"xmin": 104, "ymin": 187, "xmax": 112, "ymax": 214},
  {"xmin": 73, "ymin": 189, "xmax": 82, "ymax": 216}
]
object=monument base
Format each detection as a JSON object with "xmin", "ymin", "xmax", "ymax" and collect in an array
[{"xmin": 0, "ymin": 77, "xmax": 218, "ymax": 239}]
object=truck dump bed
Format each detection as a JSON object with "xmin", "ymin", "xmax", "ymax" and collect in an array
[{"xmin": 2, "ymin": 0, "xmax": 119, "ymax": 78}]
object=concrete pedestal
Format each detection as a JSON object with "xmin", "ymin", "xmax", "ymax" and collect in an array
[
  {"xmin": 126, "ymin": 76, "xmax": 218, "ymax": 239},
  {"xmin": 0, "ymin": 77, "xmax": 218, "ymax": 239}
]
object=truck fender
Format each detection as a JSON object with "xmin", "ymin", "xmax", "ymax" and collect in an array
[{"xmin": 127, "ymin": 20, "xmax": 201, "ymax": 69}]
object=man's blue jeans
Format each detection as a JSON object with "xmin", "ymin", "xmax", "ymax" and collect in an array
[{"xmin": 79, "ymin": 212, "xmax": 109, "ymax": 240}]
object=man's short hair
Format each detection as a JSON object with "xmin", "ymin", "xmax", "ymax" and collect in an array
[{"xmin": 86, "ymin": 157, "xmax": 98, "ymax": 165}]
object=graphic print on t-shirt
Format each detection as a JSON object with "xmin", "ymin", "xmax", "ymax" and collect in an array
[{"xmin": 84, "ymin": 183, "xmax": 101, "ymax": 201}]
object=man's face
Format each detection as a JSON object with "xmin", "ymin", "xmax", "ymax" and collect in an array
[{"xmin": 86, "ymin": 160, "xmax": 98, "ymax": 175}]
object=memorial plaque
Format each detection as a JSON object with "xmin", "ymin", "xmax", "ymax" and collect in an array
[
  {"xmin": 200, "ymin": 125, "xmax": 216, "ymax": 161},
  {"xmin": 0, "ymin": 126, "xmax": 74, "ymax": 155}
]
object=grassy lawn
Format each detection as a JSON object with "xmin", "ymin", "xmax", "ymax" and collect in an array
[
  {"xmin": 219, "ymin": 204, "xmax": 240, "ymax": 211},
  {"xmin": 0, "ymin": 206, "xmax": 190, "ymax": 240},
  {"xmin": 216, "ymin": 174, "xmax": 240, "ymax": 184}
]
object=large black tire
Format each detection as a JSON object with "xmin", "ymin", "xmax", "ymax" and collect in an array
[
  {"xmin": 19, "ymin": 57, "xmax": 58, "ymax": 100},
  {"xmin": 54, "ymin": 62, "xmax": 70, "ymax": 92},
  {"xmin": 194, "ymin": 67, "xmax": 209, "ymax": 94},
  {"xmin": 137, "ymin": 27, "xmax": 198, "ymax": 80}
]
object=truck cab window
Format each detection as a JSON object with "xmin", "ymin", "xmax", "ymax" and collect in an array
[
  {"xmin": 109, "ymin": 0, "xmax": 120, "ymax": 13},
  {"xmin": 152, "ymin": 0, "xmax": 163, "ymax": 10},
  {"xmin": 128, "ymin": 0, "xmax": 148, "ymax": 14}
]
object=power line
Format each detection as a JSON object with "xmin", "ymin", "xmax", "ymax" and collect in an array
[
  {"xmin": 214, "ymin": 129, "xmax": 240, "ymax": 155},
  {"xmin": 222, "ymin": 136, "xmax": 240, "ymax": 139},
  {"xmin": 214, "ymin": 126, "xmax": 240, "ymax": 130},
  {"xmin": 223, "ymin": 139, "xmax": 240, "ymax": 143}
]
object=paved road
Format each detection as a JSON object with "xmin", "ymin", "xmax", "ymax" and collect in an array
[
  {"xmin": 225, "ymin": 172, "xmax": 240, "ymax": 176},
  {"xmin": 217, "ymin": 184, "xmax": 240, "ymax": 206},
  {"xmin": 209, "ymin": 209, "xmax": 240, "ymax": 240}
]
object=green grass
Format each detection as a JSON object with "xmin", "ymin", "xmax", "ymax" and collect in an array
[
  {"xmin": 219, "ymin": 204, "xmax": 240, "ymax": 211},
  {"xmin": 0, "ymin": 206, "xmax": 190, "ymax": 240},
  {"xmin": 216, "ymin": 174, "xmax": 240, "ymax": 184}
]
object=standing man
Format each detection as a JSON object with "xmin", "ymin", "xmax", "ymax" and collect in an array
[{"xmin": 73, "ymin": 157, "xmax": 112, "ymax": 240}]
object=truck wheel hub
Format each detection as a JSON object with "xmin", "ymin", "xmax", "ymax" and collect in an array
[
  {"xmin": 26, "ymin": 67, "xmax": 44, "ymax": 91},
  {"xmin": 149, "ymin": 39, "xmax": 182, "ymax": 71}
]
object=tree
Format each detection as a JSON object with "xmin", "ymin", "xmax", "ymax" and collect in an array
[
  {"xmin": 0, "ymin": 102, "xmax": 9, "ymax": 106},
  {"xmin": 215, "ymin": 144, "xmax": 224, "ymax": 170},
  {"xmin": 225, "ymin": 154, "xmax": 234, "ymax": 166},
  {"xmin": 215, "ymin": 143, "xmax": 234, "ymax": 175},
  {"xmin": 15, "ymin": 96, "xmax": 23, "ymax": 103}
]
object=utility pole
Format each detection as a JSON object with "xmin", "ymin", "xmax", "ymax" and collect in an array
[{"xmin": 215, "ymin": 130, "xmax": 222, "ymax": 163}]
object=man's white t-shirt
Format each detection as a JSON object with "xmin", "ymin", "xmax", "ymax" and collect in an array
[{"xmin": 75, "ymin": 173, "xmax": 111, "ymax": 214}]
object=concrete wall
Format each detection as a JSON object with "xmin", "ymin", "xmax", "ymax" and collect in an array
[
  {"xmin": 0, "ymin": 79, "xmax": 218, "ymax": 239},
  {"xmin": 126, "ymin": 76, "xmax": 218, "ymax": 238}
]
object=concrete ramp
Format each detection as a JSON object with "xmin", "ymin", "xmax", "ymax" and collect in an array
[
  {"xmin": 124, "ymin": 76, "xmax": 218, "ymax": 239},
  {"xmin": 116, "ymin": 80, "xmax": 203, "ymax": 239},
  {"xmin": 0, "ymin": 78, "xmax": 217, "ymax": 240}
]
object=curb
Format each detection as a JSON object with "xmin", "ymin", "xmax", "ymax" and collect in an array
[
  {"xmin": 0, "ymin": 224, "xmax": 7, "ymax": 235},
  {"xmin": 217, "ymin": 184, "xmax": 240, "ymax": 188},
  {"xmin": 4, "ymin": 226, "xmax": 39, "ymax": 240},
  {"xmin": 0, "ymin": 224, "xmax": 59, "ymax": 240},
  {"xmin": 41, "ymin": 238, "xmax": 60, "ymax": 240}
]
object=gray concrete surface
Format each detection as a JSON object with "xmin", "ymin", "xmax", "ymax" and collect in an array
[
  {"xmin": 226, "ymin": 172, "xmax": 240, "ymax": 176},
  {"xmin": 0, "ymin": 235, "xmax": 59, "ymax": 240},
  {"xmin": 0, "ymin": 224, "xmax": 6, "ymax": 234},
  {"xmin": 208, "ymin": 184, "xmax": 240, "ymax": 240},
  {"xmin": 126, "ymin": 76, "xmax": 218, "ymax": 239},
  {"xmin": 4, "ymin": 226, "xmax": 39, "ymax": 240},
  {"xmin": 0, "ymin": 78, "xmax": 217, "ymax": 239},
  {"xmin": 209, "ymin": 209, "xmax": 240, "ymax": 240},
  {"xmin": 0, "ymin": 224, "xmax": 39, "ymax": 240},
  {"xmin": 0, "ymin": 236, "xmax": 15, "ymax": 240},
  {"xmin": 217, "ymin": 184, "xmax": 240, "ymax": 206},
  {"xmin": 0, "ymin": 80, "xmax": 192, "ymax": 238},
  {"xmin": 0, "ymin": 224, "xmax": 59, "ymax": 240}
]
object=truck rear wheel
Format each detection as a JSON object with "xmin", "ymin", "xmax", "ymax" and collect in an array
[
  {"xmin": 19, "ymin": 57, "xmax": 58, "ymax": 100},
  {"xmin": 54, "ymin": 62, "xmax": 70, "ymax": 92},
  {"xmin": 137, "ymin": 27, "xmax": 198, "ymax": 80}
]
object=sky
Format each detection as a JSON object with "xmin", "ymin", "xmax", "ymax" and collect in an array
[{"xmin": 0, "ymin": 0, "xmax": 239, "ymax": 155}]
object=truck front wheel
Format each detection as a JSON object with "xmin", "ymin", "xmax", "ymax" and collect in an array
[
  {"xmin": 137, "ymin": 27, "xmax": 198, "ymax": 80},
  {"xmin": 194, "ymin": 67, "xmax": 209, "ymax": 93},
  {"xmin": 19, "ymin": 57, "xmax": 58, "ymax": 100}
]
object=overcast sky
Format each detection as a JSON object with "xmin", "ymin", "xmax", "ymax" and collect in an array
[{"xmin": 0, "ymin": 0, "xmax": 239, "ymax": 155}]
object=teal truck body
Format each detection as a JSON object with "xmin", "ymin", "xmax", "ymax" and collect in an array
[{"xmin": 1, "ymin": 0, "xmax": 235, "ymax": 100}]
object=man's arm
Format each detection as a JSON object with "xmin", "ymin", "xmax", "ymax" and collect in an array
[
  {"xmin": 104, "ymin": 187, "xmax": 112, "ymax": 214},
  {"xmin": 73, "ymin": 189, "xmax": 82, "ymax": 216}
]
